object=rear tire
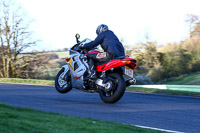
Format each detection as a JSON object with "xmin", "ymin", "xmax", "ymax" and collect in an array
[
  {"xmin": 55, "ymin": 68, "xmax": 72, "ymax": 94},
  {"xmin": 99, "ymin": 73, "xmax": 126, "ymax": 103}
]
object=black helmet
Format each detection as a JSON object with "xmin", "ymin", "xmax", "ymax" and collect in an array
[{"xmin": 96, "ymin": 24, "xmax": 109, "ymax": 35}]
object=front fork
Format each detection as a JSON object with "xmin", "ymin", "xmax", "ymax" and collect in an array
[{"xmin": 62, "ymin": 64, "xmax": 70, "ymax": 80}]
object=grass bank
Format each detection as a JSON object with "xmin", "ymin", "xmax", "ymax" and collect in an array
[
  {"xmin": 0, "ymin": 78, "xmax": 54, "ymax": 86},
  {"xmin": 162, "ymin": 72, "xmax": 200, "ymax": 85},
  {"xmin": 54, "ymin": 51, "xmax": 69, "ymax": 58},
  {"xmin": 0, "ymin": 103, "xmax": 164, "ymax": 133}
]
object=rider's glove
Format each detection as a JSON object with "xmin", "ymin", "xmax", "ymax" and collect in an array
[{"xmin": 80, "ymin": 45, "xmax": 84, "ymax": 49}]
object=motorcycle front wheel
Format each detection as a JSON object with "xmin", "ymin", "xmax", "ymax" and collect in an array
[
  {"xmin": 99, "ymin": 73, "xmax": 126, "ymax": 103},
  {"xmin": 55, "ymin": 68, "xmax": 72, "ymax": 93}
]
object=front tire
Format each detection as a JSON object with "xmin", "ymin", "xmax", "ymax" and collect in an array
[
  {"xmin": 55, "ymin": 68, "xmax": 72, "ymax": 93},
  {"xmin": 99, "ymin": 73, "xmax": 126, "ymax": 103}
]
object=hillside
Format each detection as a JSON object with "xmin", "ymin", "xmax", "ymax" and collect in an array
[
  {"xmin": 163, "ymin": 72, "xmax": 200, "ymax": 85},
  {"xmin": 54, "ymin": 51, "xmax": 69, "ymax": 58}
]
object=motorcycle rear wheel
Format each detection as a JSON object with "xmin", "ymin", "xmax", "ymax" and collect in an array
[
  {"xmin": 55, "ymin": 68, "xmax": 72, "ymax": 93},
  {"xmin": 99, "ymin": 73, "xmax": 126, "ymax": 103}
]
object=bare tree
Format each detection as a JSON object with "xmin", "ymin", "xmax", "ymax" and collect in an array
[
  {"xmin": 190, "ymin": 22, "xmax": 200, "ymax": 39},
  {"xmin": 185, "ymin": 14, "xmax": 200, "ymax": 39},
  {"xmin": 0, "ymin": 0, "xmax": 38, "ymax": 78}
]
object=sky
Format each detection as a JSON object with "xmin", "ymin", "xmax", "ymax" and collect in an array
[{"xmin": 16, "ymin": 0, "xmax": 200, "ymax": 51}]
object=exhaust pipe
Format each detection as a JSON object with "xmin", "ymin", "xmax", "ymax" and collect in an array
[
  {"xmin": 129, "ymin": 78, "xmax": 136, "ymax": 85},
  {"xmin": 126, "ymin": 78, "xmax": 136, "ymax": 87}
]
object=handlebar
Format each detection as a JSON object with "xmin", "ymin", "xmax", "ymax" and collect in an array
[
  {"xmin": 71, "ymin": 34, "xmax": 96, "ymax": 54},
  {"xmin": 75, "ymin": 34, "xmax": 80, "ymax": 43}
]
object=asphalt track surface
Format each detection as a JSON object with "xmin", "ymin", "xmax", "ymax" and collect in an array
[{"xmin": 0, "ymin": 83, "xmax": 200, "ymax": 133}]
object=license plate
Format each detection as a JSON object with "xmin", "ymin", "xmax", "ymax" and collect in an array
[{"xmin": 125, "ymin": 66, "xmax": 133, "ymax": 78}]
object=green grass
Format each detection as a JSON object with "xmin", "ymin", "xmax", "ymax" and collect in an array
[
  {"xmin": 166, "ymin": 85, "xmax": 200, "ymax": 92},
  {"xmin": 163, "ymin": 72, "xmax": 200, "ymax": 85},
  {"xmin": 127, "ymin": 87, "xmax": 200, "ymax": 97},
  {"xmin": 0, "ymin": 78, "xmax": 54, "ymax": 86},
  {"xmin": 0, "ymin": 103, "xmax": 164, "ymax": 133}
]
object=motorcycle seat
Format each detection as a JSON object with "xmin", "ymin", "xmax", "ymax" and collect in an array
[{"xmin": 112, "ymin": 56, "xmax": 126, "ymax": 60}]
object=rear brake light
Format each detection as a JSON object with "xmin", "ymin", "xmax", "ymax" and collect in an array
[
  {"xmin": 122, "ymin": 60, "xmax": 132, "ymax": 64},
  {"xmin": 129, "ymin": 63, "xmax": 137, "ymax": 69}
]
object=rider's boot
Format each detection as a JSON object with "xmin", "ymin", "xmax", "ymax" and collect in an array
[{"xmin": 85, "ymin": 59, "xmax": 97, "ymax": 79}]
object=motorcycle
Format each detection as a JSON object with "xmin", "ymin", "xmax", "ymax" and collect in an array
[{"xmin": 55, "ymin": 34, "xmax": 137, "ymax": 103}]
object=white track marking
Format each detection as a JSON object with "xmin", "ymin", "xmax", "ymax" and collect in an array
[{"xmin": 134, "ymin": 125, "xmax": 184, "ymax": 133}]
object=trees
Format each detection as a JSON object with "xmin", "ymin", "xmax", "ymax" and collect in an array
[
  {"xmin": 184, "ymin": 14, "xmax": 200, "ymax": 72},
  {"xmin": 0, "ymin": 0, "xmax": 37, "ymax": 78},
  {"xmin": 185, "ymin": 14, "xmax": 200, "ymax": 39},
  {"xmin": 132, "ymin": 41, "xmax": 163, "ymax": 83},
  {"xmin": 132, "ymin": 14, "xmax": 200, "ymax": 83},
  {"xmin": 132, "ymin": 41, "xmax": 195, "ymax": 82},
  {"xmin": 161, "ymin": 45, "xmax": 192, "ymax": 78},
  {"xmin": 134, "ymin": 42, "xmax": 161, "ymax": 72}
]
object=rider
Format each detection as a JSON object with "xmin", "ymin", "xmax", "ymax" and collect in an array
[{"xmin": 83, "ymin": 24, "xmax": 125, "ymax": 79}]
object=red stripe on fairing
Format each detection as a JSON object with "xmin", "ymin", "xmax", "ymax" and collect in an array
[{"xmin": 84, "ymin": 50, "xmax": 100, "ymax": 56}]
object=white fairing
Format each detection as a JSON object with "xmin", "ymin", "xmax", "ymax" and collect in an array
[
  {"xmin": 80, "ymin": 38, "xmax": 92, "ymax": 46},
  {"xmin": 64, "ymin": 49, "xmax": 89, "ymax": 89},
  {"xmin": 62, "ymin": 64, "xmax": 69, "ymax": 71},
  {"xmin": 61, "ymin": 38, "xmax": 100, "ymax": 89}
]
